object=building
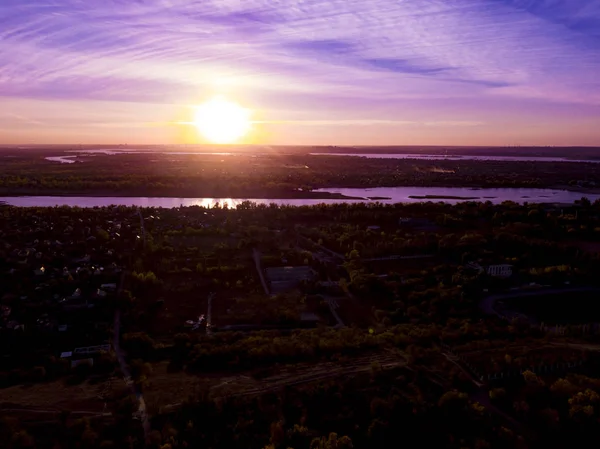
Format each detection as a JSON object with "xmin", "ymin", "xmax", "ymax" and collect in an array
[{"xmin": 487, "ymin": 264, "xmax": 513, "ymax": 278}]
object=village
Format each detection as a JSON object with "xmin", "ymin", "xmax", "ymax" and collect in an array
[{"xmin": 3, "ymin": 199, "xmax": 600, "ymax": 448}]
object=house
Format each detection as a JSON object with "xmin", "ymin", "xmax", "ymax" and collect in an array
[{"xmin": 487, "ymin": 264, "xmax": 513, "ymax": 278}]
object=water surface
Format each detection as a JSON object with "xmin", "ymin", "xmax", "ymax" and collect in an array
[
  {"xmin": 1, "ymin": 187, "xmax": 596, "ymax": 208},
  {"xmin": 310, "ymin": 153, "xmax": 600, "ymax": 163},
  {"xmin": 46, "ymin": 156, "xmax": 77, "ymax": 164}
]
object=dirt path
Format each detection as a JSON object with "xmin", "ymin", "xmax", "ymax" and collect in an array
[{"xmin": 114, "ymin": 273, "xmax": 150, "ymax": 444}]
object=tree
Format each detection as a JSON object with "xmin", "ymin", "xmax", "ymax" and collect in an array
[
  {"xmin": 438, "ymin": 390, "xmax": 468, "ymax": 413},
  {"xmin": 568, "ymin": 389, "xmax": 599, "ymax": 422},
  {"xmin": 523, "ymin": 370, "xmax": 544, "ymax": 386},
  {"xmin": 270, "ymin": 421, "xmax": 285, "ymax": 448},
  {"xmin": 311, "ymin": 433, "xmax": 353, "ymax": 449},
  {"xmin": 11, "ymin": 430, "xmax": 35, "ymax": 449},
  {"xmin": 81, "ymin": 422, "xmax": 99, "ymax": 448}
]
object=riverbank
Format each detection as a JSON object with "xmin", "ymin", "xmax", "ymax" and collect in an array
[
  {"xmin": 2, "ymin": 186, "xmax": 599, "ymax": 208},
  {"xmin": 0, "ymin": 189, "xmax": 364, "ymax": 200},
  {"xmin": 408, "ymin": 195, "xmax": 481, "ymax": 200},
  {"xmin": 0, "ymin": 184, "xmax": 599, "ymax": 199}
]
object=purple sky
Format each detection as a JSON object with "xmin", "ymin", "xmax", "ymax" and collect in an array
[{"xmin": 1, "ymin": 0, "xmax": 600, "ymax": 146}]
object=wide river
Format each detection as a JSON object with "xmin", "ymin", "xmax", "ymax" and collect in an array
[{"xmin": 0, "ymin": 187, "xmax": 597, "ymax": 208}]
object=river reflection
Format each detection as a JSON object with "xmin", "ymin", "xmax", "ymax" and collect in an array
[{"xmin": 1, "ymin": 186, "xmax": 597, "ymax": 208}]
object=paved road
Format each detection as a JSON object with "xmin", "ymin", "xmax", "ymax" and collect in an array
[
  {"xmin": 252, "ymin": 248, "xmax": 271, "ymax": 295},
  {"xmin": 362, "ymin": 254, "xmax": 434, "ymax": 262},
  {"xmin": 480, "ymin": 286, "xmax": 600, "ymax": 318},
  {"xmin": 322, "ymin": 295, "xmax": 345, "ymax": 327},
  {"xmin": 137, "ymin": 209, "xmax": 146, "ymax": 247},
  {"xmin": 0, "ymin": 408, "xmax": 111, "ymax": 416},
  {"xmin": 206, "ymin": 292, "xmax": 215, "ymax": 336}
]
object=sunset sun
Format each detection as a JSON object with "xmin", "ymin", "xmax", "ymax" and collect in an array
[{"xmin": 193, "ymin": 97, "xmax": 252, "ymax": 144}]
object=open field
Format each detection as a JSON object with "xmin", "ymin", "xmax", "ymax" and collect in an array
[
  {"xmin": 0, "ymin": 376, "xmax": 120, "ymax": 412},
  {"xmin": 145, "ymin": 349, "xmax": 406, "ymax": 412}
]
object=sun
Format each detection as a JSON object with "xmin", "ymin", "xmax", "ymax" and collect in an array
[{"xmin": 193, "ymin": 97, "xmax": 252, "ymax": 144}]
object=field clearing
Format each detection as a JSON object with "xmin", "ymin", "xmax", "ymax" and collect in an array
[
  {"xmin": 0, "ymin": 376, "xmax": 120, "ymax": 412},
  {"xmin": 146, "ymin": 350, "xmax": 406, "ymax": 412}
]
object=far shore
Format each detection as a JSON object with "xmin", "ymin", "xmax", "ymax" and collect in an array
[
  {"xmin": 0, "ymin": 189, "xmax": 364, "ymax": 200},
  {"xmin": 0, "ymin": 184, "xmax": 599, "ymax": 199},
  {"xmin": 408, "ymin": 195, "xmax": 480, "ymax": 200}
]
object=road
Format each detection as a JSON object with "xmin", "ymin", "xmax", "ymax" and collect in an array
[
  {"xmin": 252, "ymin": 248, "xmax": 271, "ymax": 295},
  {"xmin": 480, "ymin": 286, "xmax": 600, "ymax": 319},
  {"xmin": 361, "ymin": 254, "xmax": 434, "ymax": 262},
  {"xmin": 114, "ymin": 274, "xmax": 150, "ymax": 444},
  {"xmin": 137, "ymin": 209, "xmax": 146, "ymax": 248},
  {"xmin": 322, "ymin": 296, "xmax": 345, "ymax": 327},
  {"xmin": 206, "ymin": 292, "xmax": 215, "ymax": 336},
  {"xmin": 0, "ymin": 408, "xmax": 111, "ymax": 417}
]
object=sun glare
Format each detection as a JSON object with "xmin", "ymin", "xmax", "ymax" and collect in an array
[{"xmin": 193, "ymin": 97, "xmax": 252, "ymax": 144}]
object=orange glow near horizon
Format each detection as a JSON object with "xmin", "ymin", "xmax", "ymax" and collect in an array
[{"xmin": 192, "ymin": 97, "xmax": 252, "ymax": 144}]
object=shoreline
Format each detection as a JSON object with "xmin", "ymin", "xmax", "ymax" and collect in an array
[
  {"xmin": 0, "ymin": 184, "xmax": 598, "ymax": 199},
  {"xmin": 0, "ymin": 190, "xmax": 365, "ymax": 200}
]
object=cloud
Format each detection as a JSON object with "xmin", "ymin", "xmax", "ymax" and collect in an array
[
  {"xmin": 253, "ymin": 119, "xmax": 483, "ymax": 127},
  {"xmin": 0, "ymin": 0, "xmax": 599, "ymax": 143}
]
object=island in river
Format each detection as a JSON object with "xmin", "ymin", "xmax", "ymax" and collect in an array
[
  {"xmin": 408, "ymin": 195, "xmax": 481, "ymax": 200},
  {"xmin": 2, "ymin": 146, "xmax": 600, "ymax": 199}
]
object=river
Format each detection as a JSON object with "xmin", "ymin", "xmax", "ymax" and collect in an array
[
  {"xmin": 0, "ymin": 187, "xmax": 596, "ymax": 208},
  {"xmin": 310, "ymin": 153, "xmax": 600, "ymax": 163}
]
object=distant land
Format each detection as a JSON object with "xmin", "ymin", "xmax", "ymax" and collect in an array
[{"xmin": 2, "ymin": 144, "xmax": 600, "ymax": 160}]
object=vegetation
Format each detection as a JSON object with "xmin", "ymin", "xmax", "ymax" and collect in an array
[
  {"xmin": 6, "ymin": 197, "xmax": 600, "ymax": 447},
  {"xmin": 1, "ymin": 148, "xmax": 600, "ymax": 197}
]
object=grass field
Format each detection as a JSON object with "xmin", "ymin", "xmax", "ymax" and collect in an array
[
  {"xmin": 0, "ymin": 376, "xmax": 120, "ymax": 412},
  {"xmin": 144, "ymin": 350, "xmax": 406, "ymax": 413}
]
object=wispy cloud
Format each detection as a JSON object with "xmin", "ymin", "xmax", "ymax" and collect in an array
[
  {"xmin": 252, "ymin": 119, "xmax": 484, "ymax": 127},
  {"xmin": 0, "ymin": 0, "xmax": 599, "ymax": 144}
]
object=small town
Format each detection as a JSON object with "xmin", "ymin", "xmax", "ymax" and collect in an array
[{"xmin": 2, "ymin": 198, "xmax": 600, "ymax": 448}]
